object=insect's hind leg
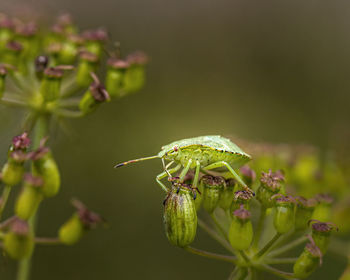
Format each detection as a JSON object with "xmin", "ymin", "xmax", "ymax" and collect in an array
[
  {"xmin": 156, "ymin": 163, "xmax": 182, "ymax": 192},
  {"xmin": 203, "ymin": 161, "xmax": 254, "ymax": 195}
]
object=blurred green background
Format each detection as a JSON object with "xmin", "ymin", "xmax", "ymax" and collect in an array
[{"xmin": 0, "ymin": 0, "xmax": 349, "ymax": 279}]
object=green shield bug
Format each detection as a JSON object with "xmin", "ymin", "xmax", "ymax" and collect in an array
[{"xmin": 115, "ymin": 135, "xmax": 253, "ymax": 195}]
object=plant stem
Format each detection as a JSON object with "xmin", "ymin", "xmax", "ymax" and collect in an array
[
  {"xmin": 255, "ymin": 232, "xmax": 281, "ymax": 259},
  {"xmin": 258, "ymin": 264, "xmax": 297, "ymax": 280},
  {"xmin": 184, "ymin": 246, "xmax": 236, "ymax": 264},
  {"xmin": 253, "ymin": 206, "xmax": 266, "ymax": 250},
  {"xmin": 0, "ymin": 185, "xmax": 12, "ymax": 219},
  {"xmin": 210, "ymin": 213, "xmax": 229, "ymax": 242},
  {"xmin": 268, "ymin": 235, "xmax": 307, "ymax": 258},
  {"xmin": 239, "ymin": 250, "xmax": 251, "ymax": 264},
  {"xmin": 198, "ymin": 218, "xmax": 235, "ymax": 254},
  {"xmin": 35, "ymin": 237, "xmax": 61, "ymax": 245},
  {"xmin": 16, "ymin": 114, "xmax": 49, "ymax": 280},
  {"xmin": 265, "ymin": 257, "xmax": 298, "ymax": 264}
]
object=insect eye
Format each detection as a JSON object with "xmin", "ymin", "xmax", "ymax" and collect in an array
[{"xmin": 173, "ymin": 145, "xmax": 179, "ymax": 152}]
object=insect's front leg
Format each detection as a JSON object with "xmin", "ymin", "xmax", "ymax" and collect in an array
[
  {"xmin": 178, "ymin": 159, "xmax": 193, "ymax": 182},
  {"xmin": 203, "ymin": 161, "xmax": 254, "ymax": 195},
  {"xmin": 156, "ymin": 163, "xmax": 182, "ymax": 192}
]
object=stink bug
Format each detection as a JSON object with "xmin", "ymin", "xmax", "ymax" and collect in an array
[{"xmin": 115, "ymin": 135, "xmax": 253, "ymax": 194}]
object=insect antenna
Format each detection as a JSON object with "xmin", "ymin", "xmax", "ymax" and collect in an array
[{"xmin": 114, "ymin": 155, "xmax": 160, "ymax": 168}]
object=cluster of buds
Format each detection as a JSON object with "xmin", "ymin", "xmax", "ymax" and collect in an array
[
  {"xmin": 160, "ymin": 159, "xmax": 339, "ymax": 279},
  {"xmin": 0, "ymin": 13, "xmax": 148, "ymax": 119},
  {"xmin": 0, "ymin": 133, "xmax": 103, "ymax": 260}
]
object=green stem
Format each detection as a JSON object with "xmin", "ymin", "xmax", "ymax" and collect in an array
[
  {"xmin": 210, "ymin": 213, "xmax": 229, "ymax": 242},
  {"xmin": 0, "ymin": 185, "xmax": 12, "ymax": 220},
  {"xmin": 55, "ymin": 108, "xmax": 84, "ymax": 118},
  {"xmin": 265, "ymin": 257, "xmax": 298, "ymax": 264},
  {"xmin": 228, "ymin": 266, "xmax": 239, "ymax": 280},
  {"xmin": 35, "ymin": 237, "xmax": 61, "ymax": 245},
  {"xmin": 268, "ymin": 235, "xmax": 307, "ymax": 258},
  {"xmin": 198, "ymin": 218, "xmax": 235, "ymax": 254},
  {"xmin": 0, "ymin": 96, "xmax": 28, "ymax": 108},
  {"xmin": 253, "ymin": 206, "xmax": 266, "ymax": 250},
  {"xmin": 258, "ymin": 264, "xmax": 297, "ymax": 280},
  {"xmin": 16, "ymin": 114, "xmax": 49, "ymax": 280},
  {"xmin": 184, "ymin": 246, "xmax": 236, "ymax": 264},
  {"xmin": 239, "ymin": 250, "xmax": 251, "ymax": 264},
  {"xmin": 255, "ymin": 232, "xmax": 281, "ymax": 259}
]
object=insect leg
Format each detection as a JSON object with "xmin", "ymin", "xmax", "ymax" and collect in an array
[
  {"xmin": 203, "ymin": 161, "xmax": 254, "ymax": 195},
  {"xmin": 179, "ymin": 159, "xmax": 193, "ymax": 182},
  {"xmin": 191, "ymin": 160, "xmax": 201, "ymax": 199},
  {"xmin": 156, "ymin": 163, "xmax": 182, "ymax": 192}
]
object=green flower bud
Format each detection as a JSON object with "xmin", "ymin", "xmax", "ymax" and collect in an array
[
  {"xmin": 293, "ymin": 237, "xmax": 322, "ymax": 279},
  {"xmin": 123, "ymin": 52, "xmax": 148, "ymax": 93},
  {"xmin": 272, "ymin": 194, "xmax": 295, "ymax": 234},
  {"xmin": 309, "ymin": 220, "xmax": 337, "ymax": 254},
  {"xmin": 312, "ymin": 194, "xmax": 333, "ymax": 222},
  {"xmin": 200, "ymin": 175, "xmax": 225, "ymax": 213},
  {"xmin": 79, "ymin": 73, "xmax": 110, "ymax": 115},
  {"xmin": 105, "ymin": 58, "xmax": 129, "ymax": 98},
  {"xmin": 1, "ymin": 161, "xmax": 25, "ymax": 186},
  {"xmin": 0, "ymin": 65, "xmax": 7, "ymax": 98},
  {"xmin": 257, "ymin": 170, "xmax": 284, "ymax": 208},
  {"xmin": 230, "ymin": 190, "xmax": 253, "ymax": 216},
  {"xmin": 163, "ymin": 183, "xmax": 197, "ymax": 247},
  {"xmin": 295, "ymin": 196, "xmax": 317, "ymax": 231},
  {"xmin": 31, "ymin": 145, "xmax": 60, "ymax": 197},
  {"xmin": 0, "ymin": 16, "xmax": 15, "ymax": 48},
  {"xmin": 59, "ymin": 199, "xmax": 102, "ymax": 245},
  {"xmin": 57, "ymin": 35, "xmax": 82, "ymax": 64},
  {"xmin": 219, "ymin": 179, "xmax": 236, "ymax": 210},
  {"xmin": 15, "ymin": 174, "xmax": 44, "ymax": 220},
  {"xmin": 229, "ymin": 206, "xmax": 253, "ymax": 250},
  {"xmin": 76, "ymin": 51, "xmax": 99, "ymax": 87},
  {"xmin": 4, "ymin": 218, "xmax": 34, "ymax": 260},
  {"xmin": 81, "ymin": 29, "xmax": 108, "ymax": 58},
  {"xmin": 39, "ymin": 67, "xmax": 64, "ymax": 102},
  {"xmin": 3, "ymin": 41, "xmax": 23, "ymax": 66}
]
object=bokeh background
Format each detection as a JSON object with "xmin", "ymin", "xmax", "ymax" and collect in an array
[{"xmin": 0, "ymin": 0, "xmax": 349, "ymax": 279}]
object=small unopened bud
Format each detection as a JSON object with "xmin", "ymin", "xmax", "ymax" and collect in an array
[
  {"xmin": 272, "ymin": 194, "xmax": 295, "ymax": 234},
  {"xmin": 81, "ymin": 28, "xmax": 108, "ymax": 57},
  {"xmin": 312, "ymin": 194, "xmax": 333, "ymax": 222},
  {"xmin": 4, "ymin": 41, "xmax": 23, "ymax": 65},
  {"xmin": 240, "ymin": 165, "xmax": 256, "ymax": 187},
  {"xmin": 163, "ymin": 183, "xmax": 197, "ymax": 247},
  {"xmin": 230, "ymin": 190, "xmax": 253, "ymax": 215},
  {"xmin": 219, "ymin": 179, "xmax": 236, "ymax": 210},
  {"xmin": 123, "ymin": 51, "xmax": 148, "ymax": 93},
  {"xmin": 4, "ymin": 218, "xmax": 34, "ymax": 260},
  {"xmin": 105, "ymin": 58, "xmax": 129, "ymax": 98},
  {"xmin": 200, "ymin": 175, "xmax": 225, "ymax": 213},
  {"xmin": 11, "ymin": 132, "xmax": 31, "ymax": 151},
  {"xmin": 229, "ymin": 206, "xmax": 253, "ymax": 250},
  {"xmin": 309, "ymin": 220, "xmax": 337, "ymax": 254},
  {"xmin": 257, "ymin": 170, "xmax": 284, "ymax": 208},
  {"xmin": 79, "ymin": 73, "xmax": 110, "ymax": 115},
  {"xmin": 293, "ymin": 236, "xmax": 322, "ymax": 279},
  {"xmin": 59, "ymin": 199, "xmax": 102, "ymax": 245},
  {"xmin": 295, "ymin": 196, "xmax": 317, "ymax": 230},
  {"xmin": 15, "ymin": 174, "xmax": 44, "ymax": 220},
  {"xmin": 1, "ymin": 161, "xmax": 25, "ymax": 186},
  {"xmin": 76, "ymin": 51, "xmax": 99, "ymax": 87},
  {"xmin": 39, "ymin": 66, "xmax": 67, "ymax": 102}
]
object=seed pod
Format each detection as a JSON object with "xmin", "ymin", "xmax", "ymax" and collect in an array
[
  {"xmin": 0, "ymin": 64, "xmax": 7, "ymax": 98},
  {"xmin": 0, "ymin": 16, "xmax": 15, "ymax": 48},
  {"xmin": 4, "ymin": 218, "xmax": 34, "ymax": 260},
  {"xmin": 15, "ymin": 174, "xmax": 44, "ymax": 220},
  {"xmin": 79, "ymin": 73, "xmax": 110, "ymax": 115},
  {"xmin": 3, "ymin": 41, "xmax": 23, "ymax": 66},
  {"xmin": 309, "ymin": 220, "xmax": 337, "ymax": 254},
  {"xmin": 230, "ymin": 190, "xmax": 253, "ymax": 219},
  {"xmin": 123, "ymin": 52, "xmax": 148, "ymax": 93},
  {"xmin": 219, "ymin": 179, "xmax": 236, "ymax": 210},
  {"xmin": 200, "ymin": 175, "xmax": 225, "ymax": 213},
  {"xmin": 39, "ymin": 67, "xmax": 63, "ymax": 102},
  {"xmin": 229, "ymin": 206, "xmax": 253, "ymax": 250},
  {"xmin": 105, "ymin": 58, "xmax": 129, "ymax": 98},
  {"xmin": 293, "ymin": 237, "xmax": 322, "ymax": 279},
  {"xmin": 81, "ymin": 29, "xmax": 107, "ymax": 58},
  {"xmin": 257, "ymin": 170, "xmax": 284, "ymax": 208},
  {"xmin": 163, "ymin": 183, "xmax": 197, "ymax": 247},
  {"xmin": 295, "ymin": 196, "xmax": 317, "ymax": 231},
  {"xmin": 312, "ymin": 194, "xmax": 333, "ymax": 222},
  {"xmin": 76, "ymin": 51, "xmax": 99, "ymax": 87},
  {"xmin": 57, "ymin": 35, "xmax": 82, "ymax": 65},
  {"xmin": 31, "ymin": 146, "xmax": 61, "ymax": 197},
  {"xmin": 59, "ymin": 199, "xmax": 102, "ymax": 245},
  {"xmin": 1, "ymin": 161, "xmax": 25, "ymax": 186},
  {"xmin": 272, "ymin": 194, "xmax": 295, "ymax": 234}
]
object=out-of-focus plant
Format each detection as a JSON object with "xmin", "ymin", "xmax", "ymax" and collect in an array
[
  {"xmin": 123, "ymin": 138, "xmax": 348, "ymax": 279},
  {"xmin": 0, "ymin": 13, "xmax": 147, "ymax": 280}
]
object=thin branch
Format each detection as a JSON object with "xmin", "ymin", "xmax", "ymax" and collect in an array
[
  {"xmin": 265, "ymin": 258, "xmax": 298, "ymax": 265},
  {"xmin": 258, "ymin": 264, "xmax": 297, "ymax": 280},
  {"xmin": 198, "ymin": 218, "xmax": 235, "ymax": 254},
  {"xmin": 184, "ymin": 246, "xmax": 236, "ymax": 264},
  {"xmin": 268, "ymin": 235, "xmax": 307, "ymax": 258},
  {"xmin": 252, "ymin": 206, "xmax": 266, "ymax": 250},
  {"xmin": 210, "ymin": 213, "xmax": 229, "ymax": 242},
  {"xmin": 35, "ymin": 237, "xmax": 61, "ymax": 245},
  {"xmin": 54, "ymin": 108, "xmax": 84, "ymax": 118},
  {"xmin": 0, "ymin": 185, "xmax": 12, "ymax": 220},
  {"xmin": 255, "ymin": 232, "xmax": 281, "ymax": 259}
]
